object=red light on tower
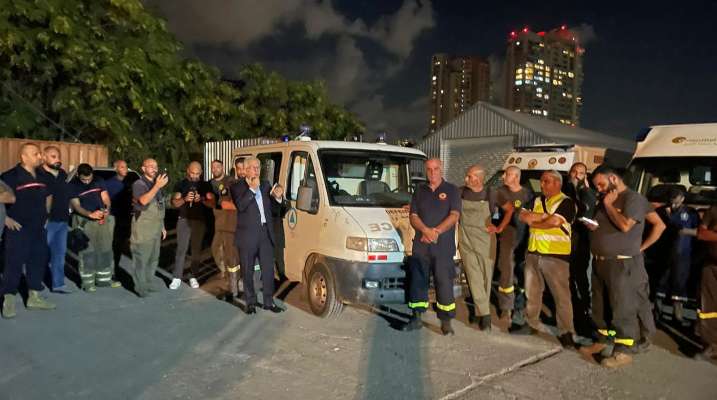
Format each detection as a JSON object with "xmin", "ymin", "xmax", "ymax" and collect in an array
[
  {"xmin": 538, "ymin": 31, "xmax": 546, "ymax": 36},
  {"xmin": 561, "ymin": 25, "xmax": 567, "ymax": 30},
  {"xmin": 522, "ymin": 27, "xmax": 529, "ymax": 33},
  {"xmin": 510, "ymin": 31, "xmax": 516, "ymax": 37}
]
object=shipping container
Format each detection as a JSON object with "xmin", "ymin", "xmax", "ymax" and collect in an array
[{"xmin": 0, "ymin": 138, "xmax": 109, "ymax": 173}]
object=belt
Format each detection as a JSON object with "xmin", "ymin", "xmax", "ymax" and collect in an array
[{"xmin": 594, "ymin": 254, "xmax": 633, "ymax": 261}]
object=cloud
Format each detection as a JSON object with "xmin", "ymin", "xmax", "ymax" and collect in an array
[
  {"xmin": 145, "ymin": 0, "xmax": 435, "ymax": 139},
  {"xmin": 573, "ymin": 23, "xmax": 597, "ymax": 46}
]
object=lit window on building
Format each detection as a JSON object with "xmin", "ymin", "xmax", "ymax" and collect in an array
[
  {"xmin": 543, "ymin": 110, "xmax": 548, "ymax": 116},
  {"xmin": 568, "ymin": 72, "xmax": 574, "ymax": 78},
  {"xmin": 515, "ymin": 80, "xmax": 523, "ymax": 85}
]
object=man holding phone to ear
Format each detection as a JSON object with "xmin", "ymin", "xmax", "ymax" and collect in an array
[
  {"xmin": 581, "ymin": 164, "xmax": 665, "ymax": 368},
  {"xmin": 230, "ymin": 157, "xmax": 284, "ymax": 314}
]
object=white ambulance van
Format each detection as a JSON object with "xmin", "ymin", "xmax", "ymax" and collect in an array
[
  {"xmin": 624, "ymin": 123, "xmax": 717, "ymax": 325},
  {"xmin": 488, "ymin": 144, "xmax": 632, "ymax": 193},
  {"xmin": 232, "ymin": 139, "xmax": 461, "ymax": 317}
]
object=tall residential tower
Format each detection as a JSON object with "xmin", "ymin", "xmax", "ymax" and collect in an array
[
  {"xmin": 429, "ymin": 54, "xmax": 490, "ymax": 134},
  {"xmin": 504, "ymin": 26, "xmax": 584, "ymax": 126}
]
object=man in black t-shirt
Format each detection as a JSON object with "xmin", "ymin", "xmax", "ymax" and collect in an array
[
  {"xmin": 170, "ymin": 162, "xmax": 213, "ymax": 290},
  {"xmin": 69, "ymin": 163, "xmax": 115, "ymax": 291}
]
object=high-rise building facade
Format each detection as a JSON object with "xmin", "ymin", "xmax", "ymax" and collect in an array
[
  {"xmin": 504, "ymin": 26, "xmax": 584, "ymax": 126},
  {"xmin": 429, "ymin": 54, "xmax": 490, "ymax": 134}
]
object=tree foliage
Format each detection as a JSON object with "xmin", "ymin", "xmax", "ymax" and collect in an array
[{"xmin": 0, "ymin": 0, "xmax": 364, "ymax": 176}]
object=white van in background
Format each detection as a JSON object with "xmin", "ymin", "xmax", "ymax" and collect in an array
[
  {"xmin": 232, "ymin": 139, "xmax": 461, "ymax": 318},
  {"xmin": 625, "ymin": 123, "xmax": 717, "ymax": 327},
  {"xmin": 488, "ymin": 144, "xmax": 633, "ymax": 193}
]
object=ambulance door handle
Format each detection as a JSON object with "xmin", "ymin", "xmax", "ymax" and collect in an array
[{"xmin": 323, "ymin": 218, "xmax": 328, "ymax": 227}]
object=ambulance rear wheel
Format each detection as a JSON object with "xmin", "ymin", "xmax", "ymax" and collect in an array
[{"xmin": 307, "ymin": 262, "xmax": 343, "ymax": 318}]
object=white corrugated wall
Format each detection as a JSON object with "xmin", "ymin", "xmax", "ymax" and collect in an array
[{"xmin": 203, "ymin": 138, "xmax": 279, "ymax": 180}]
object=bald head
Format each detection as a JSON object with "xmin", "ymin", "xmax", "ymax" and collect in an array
[
  {"xmin": 141, "ymin": 158, "xmax": 158, "ymax": 180},
  {"xmin": 503, "ymin": 166, "xmax": 521, "ymax": 187},
  {"xmin": 186, "ymin": 161, "xmax": 202, "ymax": 182},
  {"xmin": 20, "ymin": 143, "xmax": 43, "ymax": 169},
  {"xmin": 464, "ymin": 164, "xmax": 486, "ymax": 189}
]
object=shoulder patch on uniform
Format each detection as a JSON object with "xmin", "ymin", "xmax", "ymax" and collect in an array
[{"xmin": 438, "ymin": 192, "xmax": 447, "ymax": 200}]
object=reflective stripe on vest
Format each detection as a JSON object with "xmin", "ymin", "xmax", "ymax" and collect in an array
[{"xmin": 527, "ymin": 193, "xmax": 572, "ymax": 255}]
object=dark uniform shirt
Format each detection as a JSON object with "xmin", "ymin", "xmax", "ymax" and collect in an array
[
  {"xmin": 174, "ymin": 179, "xmax": 212, "ymax": 220},
  {"xmin": 105, "ymin": 174, "xmax": 133, "ymax": 220},
  {"xmin": 0, "ymin": 164, "xmax": 49, "ymax": 229},
  {"xmin": 37, "ymin": 167, "xmax": 71, "ymax": 223},
  {"xmin": 71, "ymin": 177, "xmax": 107, "ymax": 212},
  {"xmin": 590, "ymin": 189, "xmax": 651, "ymax": 257},
  {"xmin": 496, "ymin": 185, "xmax": 533, "ymax": 230},
  {"xmin": 410, "ymin": 179, "xmax": 461, "ymax": 253}
]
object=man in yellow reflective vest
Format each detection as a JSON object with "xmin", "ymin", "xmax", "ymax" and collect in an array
[
  {"xmin": 513, "ymin": 170, "xmax": 576, "ymax": 349},
  {"xmin": 696, "ymin": 205, "xmax": 717, "ymax": 362}
]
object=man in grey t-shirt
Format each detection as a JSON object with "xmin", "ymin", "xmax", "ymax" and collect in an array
[
  {"xmin": 581, "ymin": 165, "xmax": 665, "ymax": 368},
  {"xmin": 0, "ymin": 179, "xmax": 16, "ymax": 241}
]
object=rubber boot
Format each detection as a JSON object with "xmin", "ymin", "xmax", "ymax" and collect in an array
[
  {"xmin": 403, "ymin": 310, "xmax": 423, "ymax": 331},
  {"xmin": 27, "ymin": 290, "xmax": 56, "ymax": 310},
  {"xmin": 478, "ymin": 315, "xmax": 492, "ymax": 332},
  {"xmin": 441, "ymin": 319, "xmax": 455, "ymax": 336},
  {"xmin": 2, "ymin": 294, "xmax": 16, "ymax": 319}
]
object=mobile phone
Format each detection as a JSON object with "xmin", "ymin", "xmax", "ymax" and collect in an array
[{"xmin": 579, "ymin": 217, "xmax": 599, "ymax": 226}]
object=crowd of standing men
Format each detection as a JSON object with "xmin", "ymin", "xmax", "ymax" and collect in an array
[
  {"xmin": 404, "ymin": 157, "xmax": 717, "ymax": 367},
  {"xmin": 1, "ymin": 144, "xmax": 716, "ymax": 368},
  {"xmin": 0, "ymin": 144, "xmax": 286, "ymax": 322}
]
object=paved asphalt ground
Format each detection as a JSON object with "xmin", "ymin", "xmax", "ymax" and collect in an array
[{"xmin": 1, "ymin": 251, "xmax": 716, "ymax": 400}]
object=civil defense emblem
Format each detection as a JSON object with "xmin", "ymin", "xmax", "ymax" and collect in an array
[{"xmin": 438, "ymin": 192, "xmax": 447, "ymax": 200}]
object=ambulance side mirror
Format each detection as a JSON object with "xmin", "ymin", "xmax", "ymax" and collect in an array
[{"xmin": 297, "ymin": 185, "xmax": 317, "ymax": 214}]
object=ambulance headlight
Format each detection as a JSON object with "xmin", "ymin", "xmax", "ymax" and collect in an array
[
  {"xmin": 368, "ymin": 238, "xmax": 399, "ymax": 252},
  {"xmin": 346, "ymin": 237, "xmax": 399, "ymax": 252},
  {"xmin": 346, "ymin": 237, "xmax": 368, "ymax": 251}
]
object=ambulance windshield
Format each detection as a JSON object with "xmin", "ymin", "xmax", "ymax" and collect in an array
[
  {"xmin": 626, "ymin": 157, "xmax": 717, "ymax": 205},
  {"xmin": 319, "ymin": 150, "xmax": 420, "ymax": 208}
]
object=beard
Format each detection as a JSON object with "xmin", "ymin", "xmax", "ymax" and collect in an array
[{"xmin": 47, "ymin": 162, "xmax": 62, "ymax": 170}]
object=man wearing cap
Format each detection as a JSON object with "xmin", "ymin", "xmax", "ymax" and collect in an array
[{"xmin": 696, "ymin": 205, "xmax": 717, "ymax": 361}]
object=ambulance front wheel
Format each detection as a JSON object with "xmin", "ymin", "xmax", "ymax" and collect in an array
[{"xmin": 307, "ymin": 262, "xmax": 344, "ymax": 318}]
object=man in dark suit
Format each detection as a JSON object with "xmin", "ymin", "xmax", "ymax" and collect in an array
[{"xmin": 230, "ymin": 157, "xmax": 285, "ymax": 315}]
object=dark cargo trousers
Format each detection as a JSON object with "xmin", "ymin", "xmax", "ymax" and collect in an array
[
  {"xmin": 407, "ymin": 243, "xmax": 456, "ymax": 321},
  {"xmin": 174, "ymin": 217, "xmax": 206, "ymax": 280},
  {"xmin": 1, "ymin": 227, "xmax": 48, "ymax": 295},
  {"xmin": 592, "ymin": 255, "xmax": 655, "ymax": 352},
  {"xmin": 698, "ymin": 264, "xmax": 717, "ymax": 351},
  {"xmin": 570, "ymin": 226, "xmax": 594, "ymax": 336},
  {"xmin": 497, "ymin": 226, "xmax": 526, "ymax": 314}
]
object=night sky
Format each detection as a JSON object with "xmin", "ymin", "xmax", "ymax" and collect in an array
[{"xmin": 146, "ymin": 0, "xmax": 716, "ymax": 141}]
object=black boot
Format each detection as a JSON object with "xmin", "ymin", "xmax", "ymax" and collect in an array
[
  {"xmin": 441, "ymin": 319, "xmax": 455, "ymax": 336},
  {"xmin": 478, "ymin": 315, "xmax": 491, "ymax": 331},
  {"xmin": 403, "ymin": 311, "xmax": 423, "ymax": 331}
]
